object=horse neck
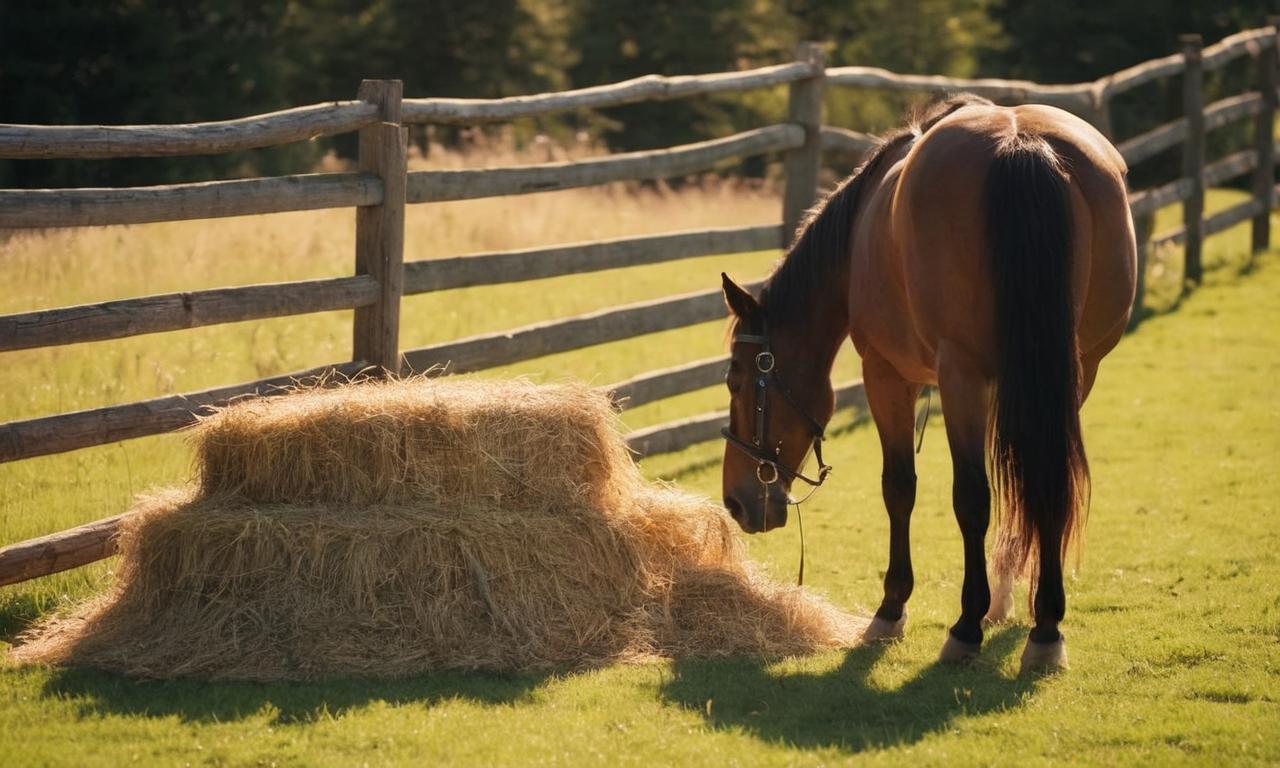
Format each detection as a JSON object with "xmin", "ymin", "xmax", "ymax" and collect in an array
[{"xmin": 767, "ymin": 257, "xmax": 851, "ymax": 376}]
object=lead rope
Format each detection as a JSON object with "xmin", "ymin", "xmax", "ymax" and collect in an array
[
  {"xmin": 914, "ymin": 385, "xmax": 933, "ymax": 454},
  {"xmin": 795, "ymin": 501, "xmax": 806, "ymax": 586},
  {"xmin": 788, "ymin": 437, "xmax": 829, "ymax": 586}
]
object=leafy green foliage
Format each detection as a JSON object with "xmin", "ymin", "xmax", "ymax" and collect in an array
[
  {"xmin": 0, "ymin": 0, "xmax": 302, "ymax": 186},
  {"xmin": 3, "ymin": 1, "xmax": 1274, "ymax": 188},
  {"xmin": 985, "ymin": 0, "xmax": 1278, "ymax": 188},
  {"xmin": 566, "ymin": 0, "xmax": 768, "ymax": 152}
]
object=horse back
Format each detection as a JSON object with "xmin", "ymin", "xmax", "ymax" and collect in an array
[{"xmin": 855, "ymin": 102, "xmax": 1137, "ymax": 383}]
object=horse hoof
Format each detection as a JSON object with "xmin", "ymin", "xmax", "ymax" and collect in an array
[
  {"xmin": 1020, "ymin": 637, "xmax": 1068, "ymax": 675},
  {"xmin": 939, "ymin": 632, "xmax": 982, "ymax": 663},
  {"xmin": 861, "ymin": 613, "xmax": 907, "ymax": 644}
]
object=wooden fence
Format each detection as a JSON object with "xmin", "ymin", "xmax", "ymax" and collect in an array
[{"xmin": 1, "ymin": 24, "xmax": 1278, "ymax": 587}]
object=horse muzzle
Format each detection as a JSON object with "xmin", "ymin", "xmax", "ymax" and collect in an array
[{"xmin": 723, "ymin": 490, "xmax": 789, "ymax": 534}]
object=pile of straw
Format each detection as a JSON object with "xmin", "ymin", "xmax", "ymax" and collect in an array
[{"xmin": 12, "ymin": 378, "xmax": 865, "ymax": 680}]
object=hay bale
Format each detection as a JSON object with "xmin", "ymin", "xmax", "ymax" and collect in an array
[
  {"xmin": 11, "ymin": 378, "xmax": 865, "ymax": 680},
  {"xmin": 196, "ymin": 377, "xmax": 637, "ymax": 509}
]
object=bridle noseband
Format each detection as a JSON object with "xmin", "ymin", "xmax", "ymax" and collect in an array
[{"xmin": 721, "ymin": 322, "xmax": 833, "ymax": 499}]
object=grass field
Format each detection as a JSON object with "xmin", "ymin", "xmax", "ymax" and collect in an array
[{"xmin": 1, "ymin": 186, "xmax": 1278, "ymax": 765}]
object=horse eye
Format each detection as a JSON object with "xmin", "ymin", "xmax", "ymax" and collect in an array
[{"xmin": 725, "ymin": 369, "xmax": 742, "ymax": 394}]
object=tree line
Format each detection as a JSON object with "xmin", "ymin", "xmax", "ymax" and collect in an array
[{"xmin": 1, "ymin": 0, "xmax": 1272, "ymax": 188}]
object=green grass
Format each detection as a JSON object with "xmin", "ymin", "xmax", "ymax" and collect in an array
[{"xmin": 1, "ymin": 190, "xmax": 1278, "ymax": 765}]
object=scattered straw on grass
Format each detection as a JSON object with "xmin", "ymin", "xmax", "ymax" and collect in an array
[{"xmin": 11, "ymin": 377, "xmax": 865, "ymax": 680}]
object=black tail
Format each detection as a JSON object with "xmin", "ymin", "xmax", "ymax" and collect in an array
[{"xmin": 985, "ymin": 136, "xmax": 1090, "ymax": 579}]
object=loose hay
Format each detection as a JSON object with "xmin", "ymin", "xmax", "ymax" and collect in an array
[{"xmin": 11, "ymin": 378, "xmax": 866, "ymax": 680}]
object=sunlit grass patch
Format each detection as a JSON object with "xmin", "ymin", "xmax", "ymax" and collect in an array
[{"xmin": 0, "ymin": 184, "xmax": 1277, "ymax": 765}]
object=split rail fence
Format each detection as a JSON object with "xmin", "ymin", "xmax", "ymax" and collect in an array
[{"xmin": 1, "ymin": 24, "xmax": 1278, "ymax": 586}]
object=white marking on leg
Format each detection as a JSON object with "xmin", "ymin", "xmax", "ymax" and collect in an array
[{"xmin": 984, "ymin": 570, "xmax": 1016, "ymax": 625}]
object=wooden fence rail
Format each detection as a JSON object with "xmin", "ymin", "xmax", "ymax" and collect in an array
[
  {"xmin": 0, "ymin": 172, "xmax": 382, "ymax": 229},
  {"xmin": 403, "ymin": 225, "xmax": 783, "ymax": 293},
  {"xmin": 1144, "ymin": 183, "xmax": 1279, "ymax": 251},
  {"xmin": 0, "ymin": 276, "xmax": 380, "ymax": 352},
  {"xmin": 625, "ymin": 379, "xmax": 867, "ymax": 458},
  {"xmin": 1118, "ymin": 91, "xmax": 1264, "ymax": 166},
  {"xmin": 1129, "ymin": 177, "xmax": 1196, "ymax": 219},
  {"xmin": 0, "ymin": 514, "xmax": 130, "ymax": 589},
  {"xmin": 406, "ymin": 124, "xmax": 803, "ymax": 202},
  {"xmin": 401, "ymin": 62, "xmax": 819, "ymax": 124},
  {"xmin": 402, "ymin": 282, "xmax": 762, "ymax": 375},
  {"xmin": 605, "ymin": 356, "xmax": 730, "ymax": 411},
  {"xmin": 0, "ymin": 102, "xmax": 379, "ymax": 159},
  {"xmin": 2, "ymin": 24, "xmax": 1279, "ymax": 588},
  {"xmin": 0, "ymin": 361, "xmax": 369, "ymax": 464},
  {"xmin": 820, "ymin": 126, "xmax": 879, "ymax": 155},
  {"xmin": 824, "ymin": 67, "xmax": 1095, "ymax": 112}
]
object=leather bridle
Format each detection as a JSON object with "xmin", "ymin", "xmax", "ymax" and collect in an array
[{"xmin": 721, "ymin": 322, "xmax": 833, "ymax": 498}]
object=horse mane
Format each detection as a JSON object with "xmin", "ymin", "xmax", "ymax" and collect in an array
[{"xmin": 756, "ymin": 93, "xmax": 994, "ymax": 330}]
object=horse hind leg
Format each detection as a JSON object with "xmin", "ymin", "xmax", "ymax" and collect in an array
[
  {"xmin": 1017, "ymin": 357, "xmax": 1100, "ymax": 673},
  {"xmin": 1021, "ymin": 525, "xmax": 1069, "ymax": 673},
  {"xmin": 937, "ymin": 344, "xmax": 993, "ymax": 663}
]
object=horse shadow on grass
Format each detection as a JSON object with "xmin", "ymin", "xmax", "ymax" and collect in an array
[
  {"xmin": 659, "ymin": 626, "xmax": 1040, "ymax": 753},
  {"xmin": 36, "ymin": 627, "xmax": 1038, "ymax": 745},
  {"xmin": 36, "ymin": 626, "xmax": 1038, "ymax": 748}
]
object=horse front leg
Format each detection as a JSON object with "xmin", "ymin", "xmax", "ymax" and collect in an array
[{"xmin": 861, "ymin": 351, "xmax": 921, "ymax": 643}]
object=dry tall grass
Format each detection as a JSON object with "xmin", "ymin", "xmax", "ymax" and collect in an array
[{"xmin": 2, "ymin": 135, "xmax": 780, "ymax": 315}]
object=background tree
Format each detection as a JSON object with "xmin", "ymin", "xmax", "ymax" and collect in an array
[
  {"xmin": 984, "ymin": 0, "xmax": 1278, "ymax": 186},
  {"xmin": 1, "ymin": 0, "xmax": 1273, "ymax": 188},
  {"xmin": 565, "ymin": 0, "xmax": 773, "ymax": 154},
  {"xmin": 1, "ymin": 0, "xmax": 295, "ymax": 187}
]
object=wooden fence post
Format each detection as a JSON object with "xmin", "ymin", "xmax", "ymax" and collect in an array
[
  {"xmin": 1087, "ymin": 89, "xmax": 1115, "ymax": 140},
  {"xmin": 353, "ymin": 79, "xmax": 407, "ymax": 374},
  {"xmin": 1252, "ymin": 19, "xmax": 1279, "ymax": 253},
  {"xmin": 1129, "ymin": 219, "xmax": 1154, "ymax": 330},
  {"xmin": 1180, "ymin": 34, "xmax": 1206, "ymax": 285},
  {"xmin": 782, "ymin": 42, "xmax": 826, "ymax": 247}
]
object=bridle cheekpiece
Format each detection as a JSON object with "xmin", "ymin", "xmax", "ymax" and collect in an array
[{"xmin": 721, "ymin": 320, "xmax": 833, "ymax": 499}]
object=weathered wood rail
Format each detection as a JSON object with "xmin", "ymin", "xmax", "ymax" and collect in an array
[
  {"xmin": 400, "ymin": 62, "xmax": 819, "ymax": 125},
  {"xmin": 403, "ymin": 225, "xmax": 783, "ymax": 293},
  {"xmin": 2, "ymin": 25, "xmax": 1278, "ymax": 587},
  {"xmin": 0, "ymin": 102, "xmax": 380, "ymax": 159},
  {"xmin": 0, "ymin": 276, "xmax": 380, "ymax": 352},
  {"xmin": 402, "ymin": 282, "xmax": 763, "ymax": 375},
  {"xmin": 406, "ymin": 125, "xmax": 803, "ymax": 202},
  {"xmin": 0, "ymin": 362, "xmax": 370, "ymax": 464},
  {"xmin": 0, "ymin": 172, "xmax": 382, "ymax": 228}
]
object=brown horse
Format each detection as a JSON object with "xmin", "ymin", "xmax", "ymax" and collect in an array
[{"xmin": 720, "ymin": 94, "xmax": 1136, "ymax": 674}]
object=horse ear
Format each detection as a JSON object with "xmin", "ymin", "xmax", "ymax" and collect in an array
[{"xmin": 721, "ymin": 272, "xmax": 760, "ymax": 320}]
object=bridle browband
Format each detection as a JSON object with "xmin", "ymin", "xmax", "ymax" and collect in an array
[{"xmin": 721, "ymin": 321, "xmax": 833, "ymax": 498}]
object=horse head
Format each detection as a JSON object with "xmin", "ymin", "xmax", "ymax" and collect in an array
[{"xmin": 719, "ymin": 272, "xmax": 834, "ymax": 534}]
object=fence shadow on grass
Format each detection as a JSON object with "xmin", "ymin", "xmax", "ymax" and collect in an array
[
  {"xmin": 38, "ymin": 665, "xmax": 554, "ymax": 725},
  {"xmin": 659, "ymin": 626, "xmax": 1039, "ymax": 753}
]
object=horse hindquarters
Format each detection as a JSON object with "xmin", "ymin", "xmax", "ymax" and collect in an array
[{"xmin": 985, "ymin": 136, "xmax": 1090, "ymax": 670}]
